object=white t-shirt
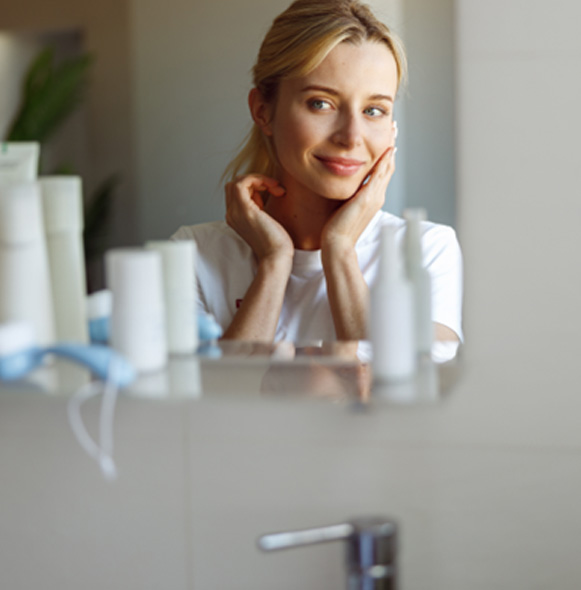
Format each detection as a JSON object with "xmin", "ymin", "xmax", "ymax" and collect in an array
[{"xmin": 172, "ymin": 210, "xmax": 463, "ymax": 344}]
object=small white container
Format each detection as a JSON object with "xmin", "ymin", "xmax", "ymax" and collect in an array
[
  {"xmin": 145, "ymin": 240, "xmax": 198, "ymax": 355},
  {"xmin": 105, "ymin": 248, "xmax": 167, "ymax": 373},
  {"xmin": 40, "ymin": 176, "xmax": 88, "ymax": 343},
  {"xmin": 370, "ymin": 225, "xmax": 416, "ymax": 382},
  {"xmin": 403, "ymin": 208, "xmax": 433, "ymax": 355},
  {"xmin": 0, "ymin": 182, "xmax": 55, "ymax": 346}
]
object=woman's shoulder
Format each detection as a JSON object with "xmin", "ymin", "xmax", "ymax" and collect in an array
[
  {"xmin": 171, "ymin": 220, "xmax": 229, "ymax": 241},
  {"xmin": 171, "ymin": 220, "xmax": 253, "ymax": 259},
  {"xmin": 360, "ymin": 210, "xmax": 461, "ymax": 265},
  {"xmin": 370, "ymin": 210, "xmax": 459, "ymax": 244}
]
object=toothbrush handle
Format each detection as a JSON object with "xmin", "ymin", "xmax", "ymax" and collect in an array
[{"xmin": 45, "ymin": 343, "xmax": 136, "ymax": 387}]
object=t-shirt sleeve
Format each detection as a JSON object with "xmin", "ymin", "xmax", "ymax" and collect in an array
[{"xmin": 423, "ymin": 225, "xmax": 464, "ymax": 342}]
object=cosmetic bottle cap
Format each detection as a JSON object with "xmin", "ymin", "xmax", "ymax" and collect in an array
[
  {"xmin": 0, "ymin": 182, "xmax": 44, "ymax": 246},
  {"xmin": 0, "ymin": 321, "xmax": 36, "ymax": 356},
  {"xmin": 87, "ymin": 289, "xmax": 113, "ymax": 320},
  {"xmin": 39, "ymin": 176, "xmax": 84, "ymax": 234}
]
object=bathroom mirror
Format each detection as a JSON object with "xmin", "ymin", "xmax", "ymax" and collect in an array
[{"xmin": 1, "ymin": 0, "xmax": 461, "ymax": 394}]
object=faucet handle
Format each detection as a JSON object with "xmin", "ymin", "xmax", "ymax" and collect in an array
[
  {"xmin": 258, "ymin": 516, "xmax": 398, "ymax": 589},
  {"xmin": 258, "ymin": 522, "xmax": 354, "ymax": 551}
]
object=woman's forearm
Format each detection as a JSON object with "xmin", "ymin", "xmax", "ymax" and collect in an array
[
  {"xmin": 322, "ymin": 245, "xmax": 369, "ymax": 341},
  {"xmin": 222, "ymin": 255, "xmax": 292, "ymax": 341}
]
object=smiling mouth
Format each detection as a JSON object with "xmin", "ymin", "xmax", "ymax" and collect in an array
[{"xmin": 314, "ymin": 155, "xmax": 365, "ymax": 177}]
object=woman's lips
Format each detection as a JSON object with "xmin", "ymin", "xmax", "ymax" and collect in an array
[{"xmin": 314, "ymin": 155, "xmax": 365, "ymax": 176}]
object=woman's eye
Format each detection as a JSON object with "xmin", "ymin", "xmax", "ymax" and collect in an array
[
  {"xmin": 364, "ymin": 106, "xmax": 387, "ymax": 117},
  {"xmin": 309, "ymin": 99, "xmax": 331, "ymax": 111}
]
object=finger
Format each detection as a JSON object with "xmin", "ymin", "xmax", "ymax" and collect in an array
[
  {"xmin": 250, "ymin": 188, "xmax": 266, "ymax": 210},
  {"xmin": 376, "ymin": 146, "xmax": 397, "ymax": 180},
  {"xmin": 368, "ymin": 146, "xmax": 396, "ymax": 180},
  {"xmin": 235, "ymin": 174, "xmax": 285, "ymax": 195},
  {"xmin": 356, "ymin": 147, "xmax": 396, "ymax": 196}
]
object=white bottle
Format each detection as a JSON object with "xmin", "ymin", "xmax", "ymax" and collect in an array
[
  {"xmin": 370, "ymin": 225, "xmax": 416, "ymax": 382},
  {"xmin": 145, "ymin": 240, "xmax": 198, "ymax": 355},
  {"xmin": 105, "ymin": 248, "xmax": 167, "ymax": 373},
  {"xmin": 87, "ymin": 289, "xmax": 113, "ymax": 344},
  {"xmin": 40, "ymin": 176, "xmax": 88, "ymax": 343},
  {"xmin": 0, "ymin": 142, "xmax": 40, "ymax": 186},
  {"xmin": 0, "ymin": 182, "xmax": 56, "ymax": 346},
  {"xmin": 403, "ymin": 208, "xmax": 433, "ymax": 355}
]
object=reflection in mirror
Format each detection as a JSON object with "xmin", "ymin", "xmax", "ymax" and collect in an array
[
  {"xmin": 194, "ymin": 341, "xmax": 462, "ymax": 405},
  {"xmin": 168, "ymin": 0, "xmax": 462, "ymax": 363},
  {"xmin": 1, "ymin": 0, "xmax": 461, "ymax": 396}
]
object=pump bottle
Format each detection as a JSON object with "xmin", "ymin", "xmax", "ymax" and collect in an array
[
  {"xmin": 370, "ymin": 225, "xmax": 416, "ymax": 382},
  {"xmin": 403, "ymin": 208, "xmax": 433, "ymax": 355}
]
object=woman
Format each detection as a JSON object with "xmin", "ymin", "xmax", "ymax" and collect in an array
[{"xmin": 173, "ymin": 0, "xmax": 463, "ymax": 346}]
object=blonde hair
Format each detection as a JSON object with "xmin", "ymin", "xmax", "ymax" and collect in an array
[{"xmin": 224, "ymin": 0, "xmax": 407, "ymax": 181}]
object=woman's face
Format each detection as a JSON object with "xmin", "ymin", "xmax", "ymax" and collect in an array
[{"xmin": 263, "ymin": 40, "xmax": 399, "ymax": 201}]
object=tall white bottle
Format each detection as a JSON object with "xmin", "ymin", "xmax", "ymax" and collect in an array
[
  {"xmin": 106, "ymin": 248, "xmax": 167, "ymax": 373},
  {"xmin": 40, "ymin": 176, "xmax": 88, "ymax": 343},
  {"xmin": 403, "ymin": 208, "xmax": 433, "ymax": 356},
  {"xmin": 145, "ymin": 240, "xmax": 198, "ymax": 355},
  {"xmin": 0, "ymin": 142, "xmax": 39, "ymax": 186},
  {"xmin": 370, "ymin": 225, "xmax": 416, "ymax": 382},
  {"xmin": 0, "ymin": 182, "xmax": 55, "ymax": 345}
]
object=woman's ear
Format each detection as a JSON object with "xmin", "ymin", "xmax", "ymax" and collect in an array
[{"xmin": 248, "ymin": 88, "xmax": 273, "ymax": 136}]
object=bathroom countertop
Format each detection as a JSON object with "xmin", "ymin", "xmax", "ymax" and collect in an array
[{"xmin": 1, "ymin": 342, "xmax": 580, "ymax": 589}]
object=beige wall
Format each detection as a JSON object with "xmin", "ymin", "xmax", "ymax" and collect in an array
[{"xmin": 456, "ymin": 0, "xmax": 581, "ymax": 357}]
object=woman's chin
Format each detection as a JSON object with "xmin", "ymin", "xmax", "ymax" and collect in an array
[{"xmin": 315, "ymin": 179, "xmax": 364, "ymax": 201}]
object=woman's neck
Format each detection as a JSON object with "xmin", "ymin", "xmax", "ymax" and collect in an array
[{"xmin": 264, "ymin": 176, "xmax": 343, "ymax": 251}]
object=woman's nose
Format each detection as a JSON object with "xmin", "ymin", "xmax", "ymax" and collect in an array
[{"xmin": 331, "ymin": 110, "xmax": 363, "ymax": 148}]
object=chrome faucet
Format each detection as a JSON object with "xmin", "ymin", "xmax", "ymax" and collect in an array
[{"xmin": 258, "ymin": 516, "xmax": 398, "ymax": 589}]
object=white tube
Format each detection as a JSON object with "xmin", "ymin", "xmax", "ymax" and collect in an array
[
  {"xmin": 370, "ymin": 225, "xmax": 416, "ymax": 382},
  {"xmin": 0, "ymin": 182, "xmax": 55, "ymax": 345},
  {"xmin": 145, "ymin": 240, "xmax": 197, "ymax": 355},
  {"xmin": 0, "ymin": 142, "xmax": 40, "ymax": 185},
  {"xmin": 105, "ymin": 248, "xmax": 167, "ymax": 373},
  {"xmin": 40, "ymin": 176, "xmax": 88, "ymax": 343},
  {"xmin": 403, "ymin": 208, "xmax": 433, "ymax": 355}
]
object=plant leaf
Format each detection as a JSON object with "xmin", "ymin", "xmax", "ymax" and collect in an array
[{"xmin": 5, "ymin": 51, "xmax": 93, "ymax": 143}]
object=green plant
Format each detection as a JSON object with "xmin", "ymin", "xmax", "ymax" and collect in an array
[
  {"xmin": 4, "ymin": 45, "xmax": 120, "ymax": 289},
  {"xmin": 5, "ymin": 47, "xmax": 92, "ymax": 144}
]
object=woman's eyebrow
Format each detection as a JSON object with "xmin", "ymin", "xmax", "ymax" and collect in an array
[
  {"xmin": 300, "ymin": 85, "xmax": 340, "ymax": 95},
  {"xmin": 300, "ymin": 85, "xmax": 393, "ymax": 102}
]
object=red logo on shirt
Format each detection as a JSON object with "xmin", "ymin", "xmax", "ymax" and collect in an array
[{"xmin": 236, "ymin": 298, "xmax": 243, "ymax": 309}]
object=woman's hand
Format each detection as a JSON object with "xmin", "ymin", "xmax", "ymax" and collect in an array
[
  {"xmin": 321, "ymin": 144, "xmax": 397, "ymax": 255},
  {"xmin": 225, "ymin": 174, "xmax": 294, "ymax": 263},
  {"xmin": 320, "ymin": 123, "xmax": 397, "ymax": 341},
  {"xmin": 222, "ymin": 174, "xmax": 294, "ymax": 341}
]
